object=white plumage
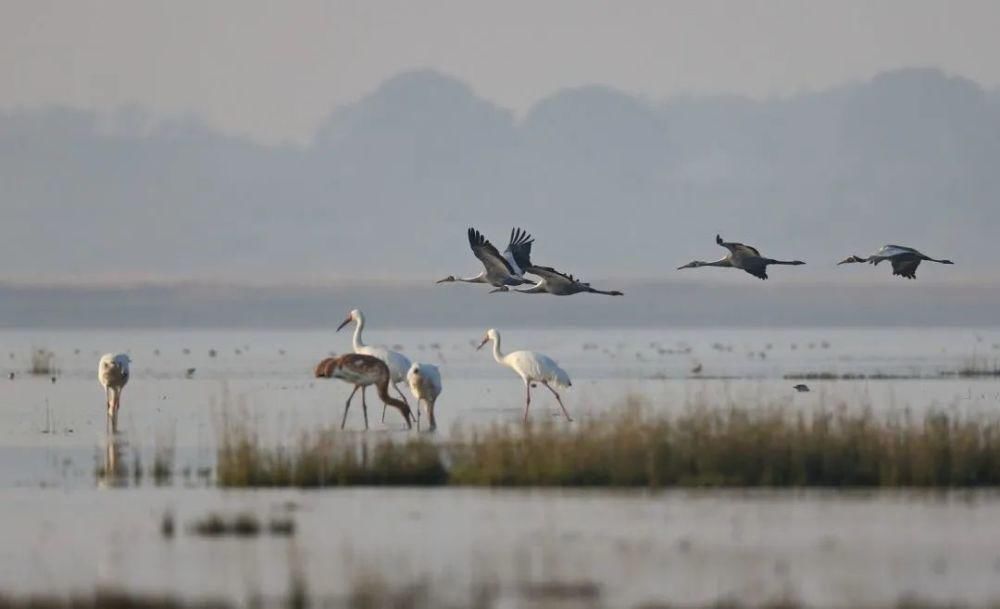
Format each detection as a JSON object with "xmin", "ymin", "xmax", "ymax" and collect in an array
[
  {"xmin": 337, "ymin": 308, "xmax": 412, "ymax": 421},
  {"xmin": 477, "ymin": 328, "xmax": 573, "ymax": 423},
  {"xmin": 407, "ymin": 362, "xmax": 443, "ymax": 431},
  {"xmin": 97, "ymin": 353, "xmax": 130, "ymax": 430}
]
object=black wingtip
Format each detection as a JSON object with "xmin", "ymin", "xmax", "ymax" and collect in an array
[
  {"xmin": 716, "ymin": 234, "xmax": 723, "ymax": 245},
  {"xmin": 508, "ymin": 226, "xmax": 534, "ymax": 247}
]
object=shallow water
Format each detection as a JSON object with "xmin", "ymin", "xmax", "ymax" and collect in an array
[
  {"xmin": 3, "ymin": 488, "xmax": 1000, "ymax": 607},
  {"xmin": 2, "ymin": 326, "xmax": 1000, "ymax": 606}
]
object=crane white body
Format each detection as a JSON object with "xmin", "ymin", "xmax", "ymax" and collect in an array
[
  {"xmin": 407, "ymin": 362, "xmax": 443, "ymax": 431},
  {"xmin": 477, "ymin": 328, "xmax": 573, "ymax": 422},
  {"xmin": 337, "ymin": 309, "xmax": 412, "ymax": 421},
  {"xmin": 97, "ymin": 353, "xmax": 130, "ymax": 431}
]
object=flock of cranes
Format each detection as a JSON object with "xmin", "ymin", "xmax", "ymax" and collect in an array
[{"xmin": 96, "ymin": 225, "xmax": 955, "ymax": 432}]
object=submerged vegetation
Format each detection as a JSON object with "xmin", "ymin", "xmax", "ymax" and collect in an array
[
  {"xmin": 188, "ymin": 512, "xmax": 296, "ymax": 538},
  {"xmin": 217, "ymin": 398, "xmax": 1000, "ymax": 488},
  {"xmin": 29, "ymin": 348, "xmax": 56, "ymax": 376}
]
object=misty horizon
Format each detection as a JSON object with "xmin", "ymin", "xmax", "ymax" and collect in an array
[{"xmin": 3, "ymin": 66, "xmax": 999, "ymax": 286}]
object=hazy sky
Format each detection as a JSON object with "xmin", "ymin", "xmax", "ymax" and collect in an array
[{"xmin": 2, "ymin": 0, "xmax": 999, "ymax": 144}]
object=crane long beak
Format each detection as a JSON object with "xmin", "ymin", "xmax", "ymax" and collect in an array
[
  {"xmin": 435, "ymin": 276, "xmax": 452, "ymax": 284},
  {"xmin": 336, "ymin": 318, "xmax": 352, "ymax": 332},
  {"xmin": 476, "ymin": 337, "xmax": 489, "ymax": 351}
]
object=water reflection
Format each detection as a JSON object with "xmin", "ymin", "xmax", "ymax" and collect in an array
[{"xmin": 96, "ymin": 431, "xmax": 128, "ymax": 488}]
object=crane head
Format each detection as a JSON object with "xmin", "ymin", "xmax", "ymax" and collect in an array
[
  {"xmin": 476, "ymin": 329, "xmax": 498, "ymax": 351},
  {"xmin": 837, "ymin": 256, "xmax": 865, "ymax": 265},
  {"xmin": 336, "ymin": 309, "xmax": 361, "ymax": 332},
  {"xmin": 435, "ymin": 275, "xmax": 456, "ymax": 283},
  {"xmin": 677, "ymin": 261, "xmax": 705, "ymax": 270}
]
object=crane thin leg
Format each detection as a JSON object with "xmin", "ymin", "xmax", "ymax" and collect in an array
[
  {"xmin": 361, "ymin": 385, "xmax": 369, "ymax": 430},
  {"xmin": 342, "ymin": 385, "xmax": 360, "ymax": 430},
  {"xmin": 543, "ymin": 383, "xmax": 573, "ymax": 422}
]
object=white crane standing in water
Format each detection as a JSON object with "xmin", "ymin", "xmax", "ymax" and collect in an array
[
  {"xmin": 337, "ymin": 309, "xmax": 412, "ymax": 422},
  {"xmin": 837, "ymin": 245, "xmax": 954, "ymax": 279},
  {"xmin": 677, "ymin": 234, "xmax": 805, "ymax": 280},
  {"xmin": 407, "ymin": 362, "xmax": 442, "ymax": 431},
  {"xmin": 476, "ymin": 328, "xmax": 573, "ymax": 423},
  {"xmin": 98, "ymin": 353, "xmax": 130, "ymax": 431}
]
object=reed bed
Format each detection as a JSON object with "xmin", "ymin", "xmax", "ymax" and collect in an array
[
  {"xmin": 217, "ymin": 398, "xmax": 1000, "ymax": 488},
  {"xmin": 950, "ymin": 355, "xmax": 1000, "ymax": 378},
  {"xmin": 217, "ymin": 425, "xmax": 447, "ymax": 488}
]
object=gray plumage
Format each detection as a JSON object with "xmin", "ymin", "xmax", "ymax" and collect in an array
[
  {"xmin": 436, "ymin": 227, "xmax": 534, "ymax": 287},
  {"xmin": 500, "ymin": 265, "xmax": 624, "ymax": 296},
  {"xmin": 837, "ymin": 245, "xmax": 954, "ymax": 279},
  {"xmin": 677, "ymin": 234, "xmax": 806, "ymax": 280}
]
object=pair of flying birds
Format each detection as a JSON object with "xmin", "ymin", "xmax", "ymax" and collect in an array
[
  {"xmin": 439, "ymin": 228, "xmax": 954, "ymax": 286},
  {"xmin": 436, "ymin": 227, "xmax": 624, "ymax": 296},
  {"xmin": 676, "ymin": 236, "xmax": 954, "ymax": 280}
]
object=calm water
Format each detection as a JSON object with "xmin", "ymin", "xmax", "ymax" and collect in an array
[{"xmin": 2, "ymin": 326, "xmax": 1000, "ymax": 606}]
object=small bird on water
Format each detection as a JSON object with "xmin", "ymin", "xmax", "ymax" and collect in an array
[{"xmin": 793, "ymin": 384, "xmax": 810, "ymax": 393}]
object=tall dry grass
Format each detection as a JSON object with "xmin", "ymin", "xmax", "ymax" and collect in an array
[
  {"xmin": 217, "ymin": 397, "xmax": 1000, "ymax": 488},
  {"xmin": 217, "ymin": 423, "xmax": 446, "ymax": 488}
]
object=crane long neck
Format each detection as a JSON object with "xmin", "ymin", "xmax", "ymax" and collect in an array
[
  {"xmin": 587, "ymin": 287, "xmax": 621, "ymax": 296},
  {"xmin": 352, "ymin": 317, "xmax": 365, "ymax": 350},
  {"xmin": 375, "ymin": 377, "xmax": 412, "ymax": 426},
  {"xmin": 491, "ymin": 336, "xmax": 505, "ymax": 364},
  {"xmin": 707, "ymin": 258, "xmax": 731, "ymax": 267},
  {"xmin": 513, "ymin": 281, "xmax": 547, "ymax": 294},
  {"xmin": 460, "ymin": 272, "xmax": 487, "ymax": 283}
]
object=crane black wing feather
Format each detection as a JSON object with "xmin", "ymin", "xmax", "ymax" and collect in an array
[
  {"xmin": 741, "ymin": 261, "xmax": 769, "ymax": 280},
  {"xmin": 505, "ymin": 227, "xmax": 535, "ymax": 272},
  {"xmin": 468, "ymin": 227, "xmax": 516, "ymax": 275},
  {"xmin": 526, "ymin": 264, "xmax": 575, "ymax": 283},
  {"xmin": 716, "ymin": 234, "xmax": 761, "ymax": 257},
  {"xmin": 891, "ymin": 257, "xmax": 921, "ymax": 279}
]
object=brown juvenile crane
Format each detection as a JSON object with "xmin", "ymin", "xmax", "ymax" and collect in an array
[{"xmin": 314, "ymin": 353, "xmax": 413, "ymax": 430}]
